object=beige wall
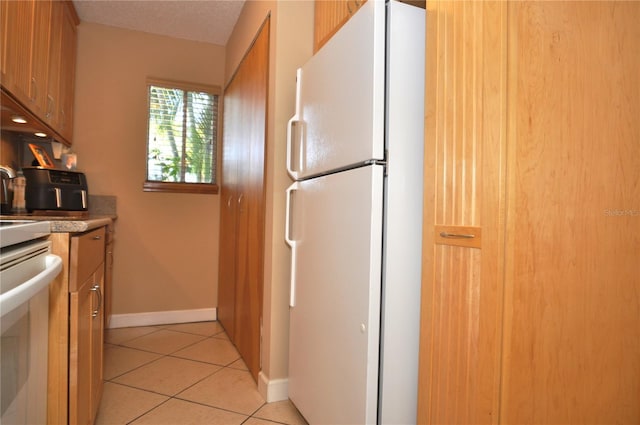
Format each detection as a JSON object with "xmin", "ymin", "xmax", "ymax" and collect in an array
[
  {"xmin": 74, "ymin": 0, "xmax": 314, "ymax": 390},
  {"xmin": 224, "ymin": 0, "xmax": 314, "ymax": 387},
  {"xmin": 73, "ymin": 23, "xmax": 225, "ymax": 317}
]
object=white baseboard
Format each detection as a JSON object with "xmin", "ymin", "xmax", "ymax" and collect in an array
[
  {"xmin": 258, "ymin": 371, "xmax": 289, "ymax": 402},
  {"xmin": 109, "ymin": 308, "xmax": 217, "ymax": 328}
]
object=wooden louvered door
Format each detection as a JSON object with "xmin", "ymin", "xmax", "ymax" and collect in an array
[{"xmin": 417, "ymin": 1, "xmax": 508, "ymax": 423}]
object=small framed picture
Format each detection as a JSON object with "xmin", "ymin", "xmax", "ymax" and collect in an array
[
  {"xmin": 29, "ymin": 143, "xmax": 55, "ymax": 168},
  {"xmin": 62, "ymin": 153, "xmax": 77, "ymax": 170}
]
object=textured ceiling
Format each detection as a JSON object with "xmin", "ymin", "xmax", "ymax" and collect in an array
[{"xmin": 72, "ymin": 0, "xmax": 246, "ymax": 45}]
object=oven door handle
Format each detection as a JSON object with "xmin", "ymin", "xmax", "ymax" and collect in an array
[{"xmin": 0, "ymin": 254, "xmax": 62, "ymax": 318}]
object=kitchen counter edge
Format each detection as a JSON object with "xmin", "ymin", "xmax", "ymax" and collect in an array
[{"xmin": 1, "ymin": 215, "xmax": 116, "ymax": 233}]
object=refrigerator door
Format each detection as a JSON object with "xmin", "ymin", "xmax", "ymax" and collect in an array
[
  {"xmin": 286, "ymin": 0, "xmax": 385, "ymax": 180},
  {"xmin": 378, "ymin": 2, "xmax": 425, "ymax": 424},
  {"xmin": 286, "ymin": 165, "xmax": 384, "ymax": 425}
]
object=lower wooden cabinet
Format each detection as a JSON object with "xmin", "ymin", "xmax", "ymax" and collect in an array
[
  {"xmin": 69, "ymin": 263, "xmax": 104, "ymax": 425},
  {"xmin": 49, "ymin": 226, "xmax": 106, "ymax": 425},
  {"xmin": 104, "ymin": 223, "xmax": 114, "ymax": 328}
]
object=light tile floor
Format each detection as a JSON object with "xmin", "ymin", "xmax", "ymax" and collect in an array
[{"xmin": 97, "ymin": 321, "xmax": 307, "ymax": 425}]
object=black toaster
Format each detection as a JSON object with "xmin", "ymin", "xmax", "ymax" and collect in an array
[{"xmin": 23, "ymin": 167, "xmax": 89, "ymax": 211}]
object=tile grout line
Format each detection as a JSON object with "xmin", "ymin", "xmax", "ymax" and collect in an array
[
  {"xmin": 106, "ymin": 351, "xmax": 262, "ymax": 423},
  {"xmin": 102, "ymin": 323, "xmax": 302, "ymax": 424}
]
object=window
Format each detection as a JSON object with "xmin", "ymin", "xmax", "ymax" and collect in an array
[{"xmin": 144, "ymin": 78, "xmax": 221, "ymax": 194}]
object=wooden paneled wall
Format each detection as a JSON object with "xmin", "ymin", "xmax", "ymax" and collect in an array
[
  {"xmin": 419, "ymin": 1, "xmax": 639, "ymax": 424},
  {"xmin": 501, "ymin": 2, "xmax": 640, "ymax": 423}
]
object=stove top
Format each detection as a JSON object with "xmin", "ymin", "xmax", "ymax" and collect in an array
[{"xmin": 0, "ymin": 220, "xmax": 51, "ymax": 248}]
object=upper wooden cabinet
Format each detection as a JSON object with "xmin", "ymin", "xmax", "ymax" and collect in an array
[
  {"xmin": 54, "ymin": 0, "xmax": 78, "ymax": 143},
  {"xmin": 0, "ymin": 0, "xmax": 78, "ymax": 145},
  {"xmin": 2, "ymin": 1, "xmax": 46, "ymax": 110},
  {"xmin": 314, "ymin": 0, "xmax": 366, "ymax": 52}
]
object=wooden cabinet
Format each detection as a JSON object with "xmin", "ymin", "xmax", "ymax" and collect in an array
[
  {"xmin": 218, "ymin": 18, "xmax": 269, "ymax": 383},
  {"xmin": 1, "ymin": 0, "xmax": 46, "ymax": 113},
  {"xmin": 48, "ymin": 226, "xmax": 107, "ymax": 425},
  {"xmin": 47, "ymin": 1, "xmax": 63, "ymax": 124},
  {"xmin": 0, "ymin": 0, "xmax": 78, "ymax": 145},
  {"xmin": 69, "ymin": 227, "xmax": 105, "ymax": 425},
  {"xmin": 418, "ymin": 2, "xmax": 640, "ymax": 424},
  {"xmin": 313, "ymin": 0, "xmax": 366, "ymax": 52},
  {"xmin": 45, "ymin": 0, "xmax": 77, "ymax": 142},
  {"xmin": 104, "ymin": 224, "xmax": 115, "ymax": 328},
  {"xmin": 55, "ymin": 0, "xmax": 78, "ymax": 142},
  {"xmin": 69, "ymin": 266, "xmax": 104, "ymax": 425}
]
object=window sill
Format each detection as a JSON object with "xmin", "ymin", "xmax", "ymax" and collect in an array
[{"xmin": 143, "ymin": 181, "xmax": 219, "ymax": 194}]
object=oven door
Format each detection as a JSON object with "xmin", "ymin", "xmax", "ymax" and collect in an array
[{"xmin": 1, "ymin": 241, "xmax": 62, "ymax": 425}]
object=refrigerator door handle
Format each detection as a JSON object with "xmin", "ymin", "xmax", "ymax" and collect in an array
[
  {"xmin": 286, "ymin": 68, "xmax": 303, "ymax": 180},
  {"xmin": 285, "ymin": 182, "xmax": 299, "ymax": 307}
]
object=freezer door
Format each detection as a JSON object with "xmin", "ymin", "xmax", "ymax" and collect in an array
[
  {"xmin": 286, "ymin": 165, "xmax": 384, "ymax": 425},
  {"xmin": 286, "ymin": 0, "xmax": 385, "ymax": 180}
]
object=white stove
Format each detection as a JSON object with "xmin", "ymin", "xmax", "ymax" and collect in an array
[
  {"xmin": 0, "ymin": 220, "xmax": 51, "ymax": 248},
  {"xmin": 1, "ymin": 219, "xmax": 61, "ymax": 424}
]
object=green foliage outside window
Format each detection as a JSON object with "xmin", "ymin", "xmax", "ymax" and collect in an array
[{"xmin": 146, "ymin": 80, "xmax": 219, "ymax": 187}]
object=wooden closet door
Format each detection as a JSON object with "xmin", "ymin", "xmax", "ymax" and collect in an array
[
  {"xmin": 218, "ymin": 83, "xmax": 240, "ymax": 341},
  {"xmin": 417, "ymin": 2, "xmax": 508, "ymax": 424},
  {"xmin": 501, "ymin": 2, "xmax": 640, "ymax": 423},
  {"xmin": 218, "ymin": 17, "xmax": 269, "ymax": 382},
  {"xmin": 235, "ymin": 18, "xmax": 269, "ymax": 382}
]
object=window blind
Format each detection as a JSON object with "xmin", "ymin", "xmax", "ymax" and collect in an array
[{"xmin": 146, "ymin": 83, "xmax": 218, "ymax": 185}]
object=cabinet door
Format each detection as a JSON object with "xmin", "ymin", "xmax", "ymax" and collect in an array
[
  {"xmin": 90, "ymin": 266, "xmax": 104, "ymax": 422},
  {"xmin": 0, "ymin": 0, "xmax": 7, "ymax": 81},
  {"xmin": 104, "ymin": 236, "xmax": 114, "ymax": 328},
  {"xmin": 46, "ymin": 0, "xmax": 64, "ymax": 127},
  {"xmin": 418, "ymin": 2, "xmax": 507, "ymax": 424},
  {"xmin": 69, "ymin": 228, "xmax": 105, "ymax": 425},
  {"xmin": 0, "ymin": 0, "xmax": 51, "ymax": 115},
  {"xmin": 57, "ymin": 1, "xmax": 77, "ymax": 143},
  {"xmin": 69, "ymin": 266, "xmax": 104, "ymax": 425},
  {"xmin": 1, "ymin": 0, "xmax": 35, "ymax": 102},
  {"xmin": 69, "ymin": 276, "xmax": 93, "ymax": 425},
  {"xmin": 29, "ymin": 0, "xmax": 52, "ymax": 116}
]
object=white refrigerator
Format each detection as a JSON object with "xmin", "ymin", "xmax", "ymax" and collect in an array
[{"xmin": 285, "ymin": 1, "xmax": 425, "ymax": 424}]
